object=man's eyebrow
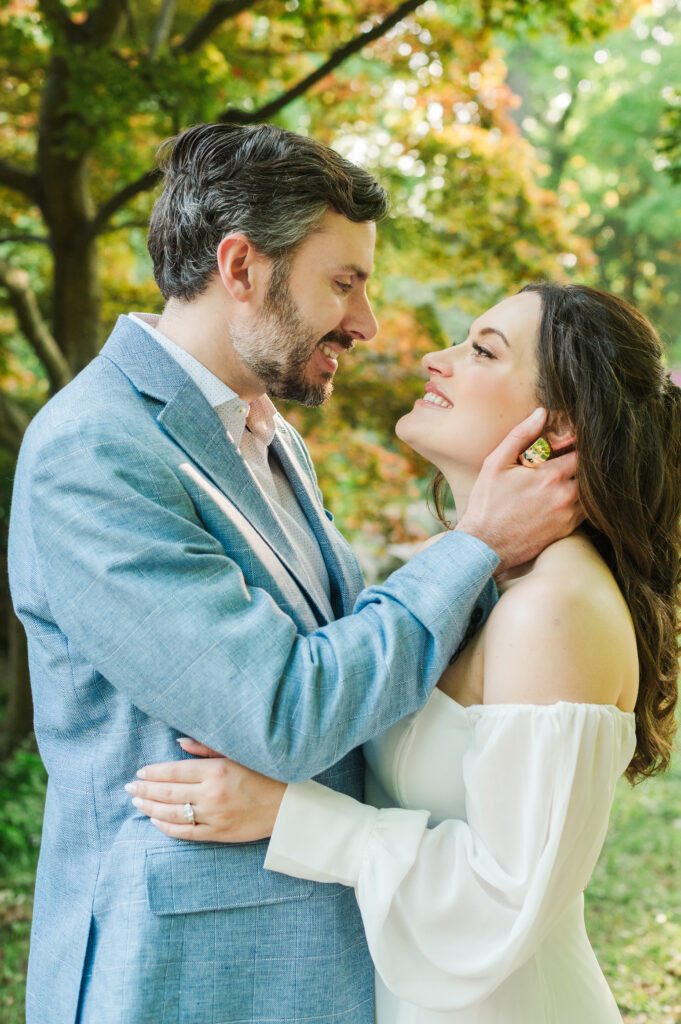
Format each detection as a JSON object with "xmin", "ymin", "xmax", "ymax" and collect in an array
[
  {"xmin": 478, "ymin": 326, "xmax": 510, "ymax": 348},
  {"xmin": 336, "ymin": 263, "xmax": 370, "ymax": 281}
]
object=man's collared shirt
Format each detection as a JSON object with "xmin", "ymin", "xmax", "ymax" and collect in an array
[
  {"xmin": 129, "ymin": 312, "xmax": 276, "ymax": 449},
  {"xmin": 127, "ymin": 312, "xmax": 333, "ymax": 620}
]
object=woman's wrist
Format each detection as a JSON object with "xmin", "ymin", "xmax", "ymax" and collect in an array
[{"xmin": 265, "ymin": 780, "xmax": 383, "ymax": 886}]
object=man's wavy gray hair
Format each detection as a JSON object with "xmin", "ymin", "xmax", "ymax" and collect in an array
[{"xmin": 147, "ymin": 122, "xmax": 390, "ymax": 301}]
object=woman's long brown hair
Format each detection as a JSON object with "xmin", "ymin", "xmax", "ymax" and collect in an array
[{"xmin": 435, "ymin": 283, "xmax": 680, "ymax": 782}]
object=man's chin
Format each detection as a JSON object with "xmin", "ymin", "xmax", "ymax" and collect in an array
[
  {"xmin": 299, "ymin": 377, "xmax": 334, "ymax": 407},
  {"xmin": 269, "ymin": 375, "xmax": 334, "ymax": 407}
]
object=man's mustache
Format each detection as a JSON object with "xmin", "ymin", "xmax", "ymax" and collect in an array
[{"xmin": 320, "ymin": 330, "xmax": 355, "ymax": 352}]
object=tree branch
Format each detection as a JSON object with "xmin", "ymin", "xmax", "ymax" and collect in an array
[
  {"xmin": 36, "ymin": 0, "xmax": 79, "ymax": 42},
  {"xmin": 218, "ymin": 0, "xmax": 426, "ymax": 124},
  {"xmin": 175, "ymin": 0, "xmax": 259, "ymax": 55},
  {"xmin": 90, "ymin": 2, "xmax": 425, "ymax": 234},
  {"xmin": 0, "ymin": 159, "xmax": 42, "ymax": 205},
  {"xmin": 0, "ymin": 390, "xmax": 30, "ymax": 453},
  {"xmin": 122, "ymin": 0, "xmax": 138, "ymax": 42},
  {"xmin": 149, "ymin": 0, "xmax": 181, "ymax": 59},
  {"xmin": 82, "ymin": 0, "xmax": 128, "ymax": 43},
  {"xmin": 0, "ymin": 235, "xmax": 51, "ymax": 247},
  {"xmin": 89, "ymin": 167, "xmax": 163, "ymax": 238},
  {"xmin": 98, "ymin": 219, "xmax": 152, "ymax": 234},
  {"xmin": 0, "ymin": 258, "xmax": 72, "ymax": 394}
]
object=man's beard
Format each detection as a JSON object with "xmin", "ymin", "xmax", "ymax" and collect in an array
[{"xmin": 231, "ymin": 265, "xmax": 353, "ymax": 407}]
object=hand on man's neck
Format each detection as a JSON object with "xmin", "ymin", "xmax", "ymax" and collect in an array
[{"xmin": 157, "ymin": 290, "xmax": 266, "ymax": 403}]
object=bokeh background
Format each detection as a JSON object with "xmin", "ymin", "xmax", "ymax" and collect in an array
[{"xmin": 1, "ymin": 1, "xmax": 680, "ymax": 1021}]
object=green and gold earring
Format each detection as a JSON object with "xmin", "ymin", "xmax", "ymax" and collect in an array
[{"xmin": 519, "ymin": 436, "xmax": 552, "ymax": 467}]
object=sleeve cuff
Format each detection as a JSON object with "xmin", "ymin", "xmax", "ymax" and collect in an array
[
  {"xmin": 446, "ymin": 528, "xmax": 499, "ymax": 575},
  {"xmin": 264, "ymin": 780, "xmax": 380, "ymax": 886}
]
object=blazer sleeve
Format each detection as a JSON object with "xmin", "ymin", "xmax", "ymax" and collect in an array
[
  {"xmin": 264, "ymin": 703, "xmax": 635, "ymax": 1010},
  {"xmin": 16, "ymin": 420, "xmax": 497, "ymax": 781}
]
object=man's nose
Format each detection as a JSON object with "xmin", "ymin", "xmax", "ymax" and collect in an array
[{"xmin": 342, "ymin": 291, "xmax": 378, "ymax": 342}]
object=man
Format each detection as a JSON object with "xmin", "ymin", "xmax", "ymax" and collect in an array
[{"xmin": 8, "ymin": 123, "xmax": 579, "ymax": 1024}]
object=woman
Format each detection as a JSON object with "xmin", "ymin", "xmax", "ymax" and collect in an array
[{"xmin": 128, "ymin": 283, "xmax": 680, "ymax": 1022}]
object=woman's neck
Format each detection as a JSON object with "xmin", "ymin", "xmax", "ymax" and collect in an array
[{"xmin": 439, "ymin": 464, "xmax": 474, "ymax": 527}]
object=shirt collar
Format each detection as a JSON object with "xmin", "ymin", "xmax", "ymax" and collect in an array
[{"xmin": 128, "ymin": 312, "xmax": 278, "ymax": 447}]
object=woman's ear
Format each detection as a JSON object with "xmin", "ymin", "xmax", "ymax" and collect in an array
[{"xmin": 544, "ymin": 414, "xmax": 576, "ymax": 455}]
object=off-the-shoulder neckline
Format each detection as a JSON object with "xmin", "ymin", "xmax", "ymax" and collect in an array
[{"xmin": 432, "ymin": 686, "xmax": 636, "ymax": 719}]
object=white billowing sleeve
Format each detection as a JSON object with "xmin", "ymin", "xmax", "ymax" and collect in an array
[{"xmin": 264, "ymin": 702, "xmax": 635, "ymax": 1011}]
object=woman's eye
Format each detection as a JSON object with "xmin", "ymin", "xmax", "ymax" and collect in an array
[{"xmin": 472, "ymin": 341, "xmax": 494, "ymax": 359}]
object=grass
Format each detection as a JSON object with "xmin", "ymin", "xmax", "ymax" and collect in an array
[
  {"xmin": 0, "ymin": 743, "xmax": 46, "ymax": 1024},
  {"xmin": 0, "ymin": 733, "xmax": 680, "ymax": 1024},
  {"xmin": 587, "ymin": 741, "xmax": 681, "ymax": 1023}
]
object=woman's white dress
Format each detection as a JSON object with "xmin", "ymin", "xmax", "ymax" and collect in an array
[{"xmin": 264, "ymin": 690, "xmax": 636, "ymax": 1023}]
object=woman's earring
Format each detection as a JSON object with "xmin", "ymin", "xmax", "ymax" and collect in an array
[{"xmin": 519, "ymin": 436, "xmax": 553, "ymax": 467}]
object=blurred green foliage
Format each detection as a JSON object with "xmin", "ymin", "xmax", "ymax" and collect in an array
[
  {"xmin": 0, "ymin": 744, "xmax": 46, "ymax": 880},
  {"xmin": 0, "ymin": 743, "xmax": 46, "ymax": 1024},
  {"xmin": 505, "ymin": 0, "xmax": 681, "ymax": 361}
]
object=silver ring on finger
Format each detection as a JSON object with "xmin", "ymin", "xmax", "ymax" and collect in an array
[{"xmin": 183, "ymin": 802, "xmax": 196, "ymax": 826}]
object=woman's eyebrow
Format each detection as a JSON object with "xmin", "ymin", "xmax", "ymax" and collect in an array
[{"xmin": 478, "ymin": 327, "xmax": 510, "ymax": 348}]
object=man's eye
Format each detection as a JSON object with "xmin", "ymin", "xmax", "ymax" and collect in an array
[{"xmin": 335, "ymin": 281, "xmax": 352, "ymax": 293}]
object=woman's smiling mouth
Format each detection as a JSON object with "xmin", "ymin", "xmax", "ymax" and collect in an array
[{"xmin": 418, "ymin": 383, "xmax": 453, "ymax": 409}]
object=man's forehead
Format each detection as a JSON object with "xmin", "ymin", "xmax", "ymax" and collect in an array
[
  {"xmin": 314, "ymin": 210, "xmax": 375, "ymax": 236},
  {"xmin": 308, "ymin": 214, "xmax": 376, "ymax": 275},
  {"xmin": 297, "ymin": 247, "xmax": 375, "ymax": 281}
]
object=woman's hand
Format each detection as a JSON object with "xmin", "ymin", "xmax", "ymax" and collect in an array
[{"xmin": 125, "ymin": 738, "xmax": 286, "ymax": 842}]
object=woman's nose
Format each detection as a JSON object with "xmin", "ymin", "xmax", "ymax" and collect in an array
[{"xmin": 422, "ymin": 348, "xmax": 455, "ymax": 376}]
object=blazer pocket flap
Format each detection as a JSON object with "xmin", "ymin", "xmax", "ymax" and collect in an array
[{"xmin": 145, "ymin": 843, "xmax": 313, "ymax": 915}]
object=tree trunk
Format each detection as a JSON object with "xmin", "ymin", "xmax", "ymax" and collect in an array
[
  {"xmin": 0, "ymin": 608, "xmax": 33, "ymax": 759},
  {"xmin": 52, "ymin": 227, "xmax": 101, "ymax": 373},
  {"xmin": 39, "ymin": 53, "xmax": 102, "ymax": 372}
]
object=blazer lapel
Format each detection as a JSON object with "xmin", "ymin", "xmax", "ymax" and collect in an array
[
  {"xmin": 271, "ymin": 422, "xmax": 364, "ymax": 618},
  {"xmin": 100, "ymin": 317, "xmax": 337, "ymax": 624}
]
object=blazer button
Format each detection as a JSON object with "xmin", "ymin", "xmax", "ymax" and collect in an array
[{"xmin": 464, "ymin": 607, "xmax": 483, "ymax": 640}]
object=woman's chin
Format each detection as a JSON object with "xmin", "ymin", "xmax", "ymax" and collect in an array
[
  {"xmin": 395, "ymin": 408, "xmax": 425, "ymax": 442},
  {"xmin": 396, "ymin": 410, "xmax": 449, "ymax": 465},
  {"xmin": 395, "ymin": 414, "xmax": 440, "ymax": 469},
  {"xmin": 396, "ymin": 410, "xmax": 485, "ymax": 480}
]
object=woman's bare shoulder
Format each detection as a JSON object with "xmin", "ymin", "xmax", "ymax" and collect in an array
[{"xmin": 481, "ymin": 534, "xmax": 638, "ymax": 709}]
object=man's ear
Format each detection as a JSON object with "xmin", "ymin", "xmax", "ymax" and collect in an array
[
  {"xmin": 544, "ymin": 413, "xmax": 576, "ymax": 455},
  {"xmin": 216, "ymin": 234, "xmax": 269, "ymax": 304}
]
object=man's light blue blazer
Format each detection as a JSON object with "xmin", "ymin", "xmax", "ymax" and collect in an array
[{"xmin": 8, "ymin": 315, "xmax": 498, "ymax": 1024}]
